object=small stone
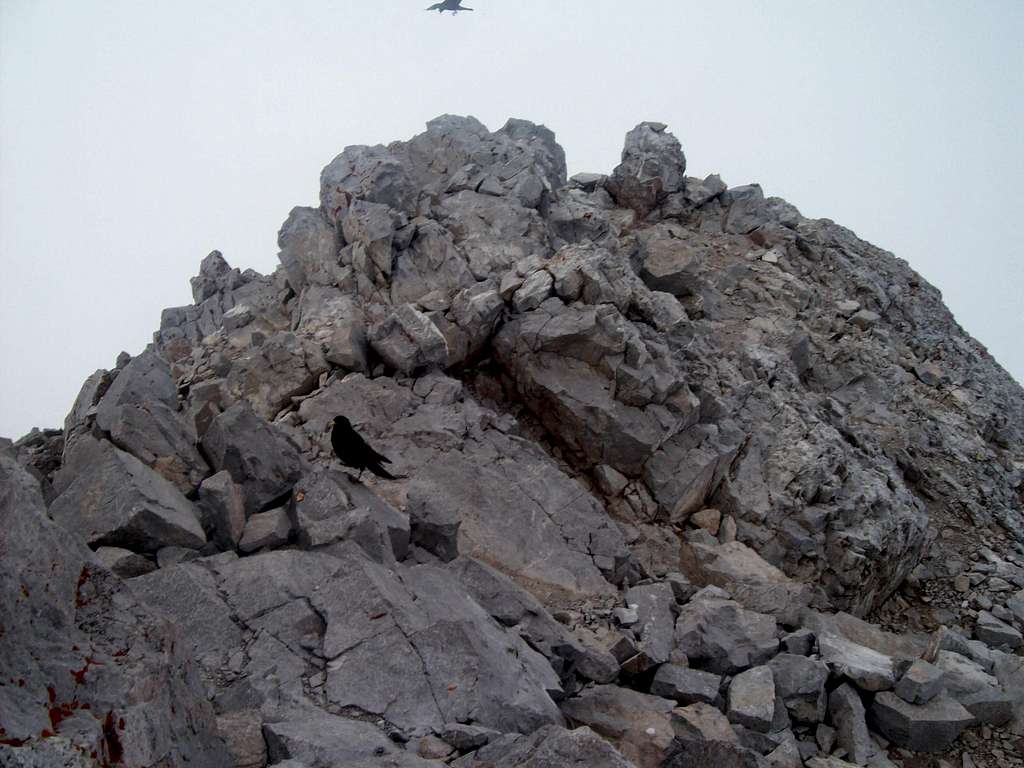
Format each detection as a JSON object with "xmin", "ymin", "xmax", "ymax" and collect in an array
[
  {"xmin": 849, "ymin": 309, "xmax": 881, "ymax": 329},
  {"xmin": 417, "ymin": 734, "xmax": 454, "ymax": 760},
  {"xmin": 719, "ymin": 515, "xmax": 737, "ymax": 543},
  {"xmin": 761, "ymin": 247, "xmax": 783, "ymax": 264},
  {"xmin": 954, "ymin": 575, "xmax": 971, "ymax": 593},
  {"xmin": 613, "ymin": 605, "xmax": 640, "ymax": 627},
  {"xmin": 594, "ymin": 464, "xmax": 630, "ymax": 496},
  {"xmin": 781, "ymin": 628, "xmax": 815, "ymax": 656},
  {"xmin": 690, "ymin": 508, "xmax": 722, "ymax": 536},
  {"xmin": 238, "ymin": 507, "xmax": 292, "ymax": 553},
  {"xmin": 837, "ymin": 300, "xmax": 861, "ymax": 316}
]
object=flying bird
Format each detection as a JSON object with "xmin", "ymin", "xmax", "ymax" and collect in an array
[
  {"xmin": 327, "ymin": 415, "xmax": 396, "ymax": 481},
  {"xmin": 426, "ymin": 0, "xmax": 474, "ymax": 13}
]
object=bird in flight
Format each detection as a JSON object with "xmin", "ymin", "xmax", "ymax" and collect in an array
[
  {"xmin": 426, "ymin": 0, "xmax": 474, "ymax": 13},
  {"xmin": 327, "ymin": 415, "xmax": 396, "ymax": 481}
]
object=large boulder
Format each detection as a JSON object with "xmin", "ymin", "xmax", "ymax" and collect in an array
[{"xmin": 674, "ymin": 589, "xmax": 779, "ymax": 674}]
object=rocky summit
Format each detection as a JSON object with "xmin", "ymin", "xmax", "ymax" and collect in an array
[{"xmin": 3, "ymin": 115, "xmax": 1023, "ymax": 768}]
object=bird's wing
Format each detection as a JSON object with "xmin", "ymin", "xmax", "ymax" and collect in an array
[{"xmin": 370, "ymin": 447, "xmax": 393, "ymax": 464}]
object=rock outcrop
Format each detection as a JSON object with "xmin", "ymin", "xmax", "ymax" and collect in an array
[{"xmin": 5, "ymin": 115, "xmax": 1024, "ymax": 768}]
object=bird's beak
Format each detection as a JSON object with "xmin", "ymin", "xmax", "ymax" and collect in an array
[{"xmin": 326, "ymin": 420, "xmax": 334, "ymax": 430}]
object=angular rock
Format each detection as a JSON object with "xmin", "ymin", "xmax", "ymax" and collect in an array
[
  {"xmin": 828, "ymin": 683, "xmax": 874, "ymax": 765},
  {"xmin": 650, "ymin": 665, "xmax": 722, "ymax": 706},
  {"xmin": 437, "ymin": 723, "xmax": 500, "ymax": 752},
  {"xmin": 407, "ymin": 479, "xmax": 462, "ymax": 562},
  {"xmin": 668, "ymin": 703, "xmax": 764, "ymax": 768},
  {"xmin": 201, "ymin": 402, "xmax": 305, "ymax": 515},
  {"xmin": 727, "ymin": 666, "xmax": 776, "ymax": 733},
  {"xmin": 975, "ymin": 610, "xmax": 1023, "ymax": 648},
  {"xmin": 94, "ymin": 546, "xmax": 157, "ymax": 578},
  {"xmin": 369, "ymin": 303, "xmax": 449, "ymax": 374},
  {"xmin": 623, "ymin": 582, "xmax": 677, "ymax": 670},
  {"xmin": 197, "ymin": 470, "xmax": 247, "ymax": 550},
  {"xmin": 768, "ymin": 653, "xmax": 829, "ymax": 723},
  {"xmin": 818, "ymin": 633, "xmax": 896, "ymax": 691},
  {"xmin": 606, "ymin": 122, "xmax": 686, "ymax": 216},
  {"xmin": 781, "ymin": 629, "xmax": 815, "ymax": 656},
  {"xmin": 277, "ymin": 206, "xmax": 343, "ymax": 291},
  {"xmin": 217, "ymin": 710, "xmax": 267, "ymax": 768},
  {"xmin": 681, "ymin": 540, "xmax": 812, "ymax": 624},
  {"xmin": 933, "ymin": 650, "xmax": 1014, "ymax": 726},
  {"xmin": 289, "ymin": 467, "xmax": 409, "ymax": 562},
  {"xmin": 870, "ymin": 691, "xmax": 973, "ymax": 752},
  {"xmin": 674, "ymin": 590, "xmax": 779, "ymax": 674},
  {"xmin": 238, "ymin": 506, "xmax": 292, "ymax": 553},
  {"xmin": 50, "ymin": 437, "xmax": 206, "ymax": 553},
  {"xmin": 894, "ymin": 658, "xmax": 945, "ymax": 705}
]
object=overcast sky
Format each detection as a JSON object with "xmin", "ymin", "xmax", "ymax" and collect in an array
[{"xmin": 1, "ymin": 0, "xmax": 1022, "ymax": 439}]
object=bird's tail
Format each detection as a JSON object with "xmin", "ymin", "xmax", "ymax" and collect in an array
[{"xmin": 370, "ymin": 463, "xmax": 397, "ymax": 481}]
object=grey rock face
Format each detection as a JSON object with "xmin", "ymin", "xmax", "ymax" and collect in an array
[
  {"xmin": 238, "ymin": 506, "xmax": 292, "ymax": 552},
  {"xmin": 49, "ymin": 437, "xmax": 205, "ymax": 552},
  {"xmin": 870, "ymin": 691, "xmax": 974, "ymax": 752},
  {"xmin": 276, "ymin": 206, "xmax": 342, "ymax": 292},
  {"xmin": 606, "ymin": 122, "xmax": 686, "ymax": 216},
  {"xmin": 0, "ymin": 451, "xmax": 228, "ymax": 764},
  {"xmin": 201, "ymin": 402, "xmax": 305, "ymax": 515}
]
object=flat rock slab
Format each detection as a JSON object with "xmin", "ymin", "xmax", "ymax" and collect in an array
[
  {"xmin": 870, "ymin": 691, "xmax": 973, "ymax": 752},
  {"xmin": 818, "ymin": 632, "xmax": 896, "ymax": 691},
  {"xmin": 975, "ymin": 611, "xmax": 1023, "ymax": 649},
  {"xmin": 650, "ymin": 665, "xmax": 722, "ymax": 706}
]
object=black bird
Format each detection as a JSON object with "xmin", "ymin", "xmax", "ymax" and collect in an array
[
  {"xmin": 327, "ymin": 415, "xmax": 396, "ymax": 481},
  {"xmin": 426, "ymin": 0, "xmax": 473, "ymax": 13}
]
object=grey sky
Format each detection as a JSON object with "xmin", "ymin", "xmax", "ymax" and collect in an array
[{"xmin": 2, "ymin": 0, "xmax": 1021, "ymax": 439}]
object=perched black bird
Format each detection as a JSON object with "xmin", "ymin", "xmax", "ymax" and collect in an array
[
  {"xmin": 426, "ymin": 0, "xmax": 473, "ymax": 13},
  {"xmin": 327, "ymin": 415, "xmax": 396, "ymax": 481}
]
